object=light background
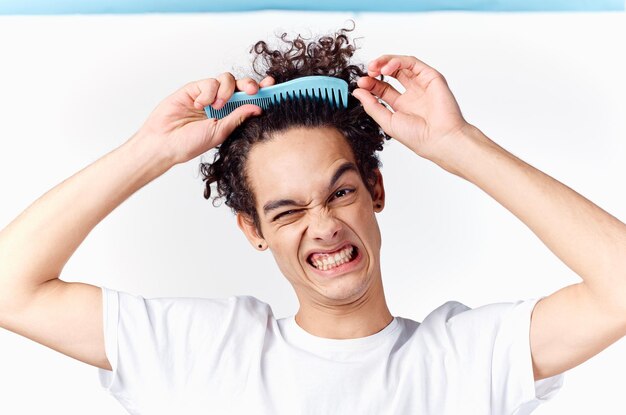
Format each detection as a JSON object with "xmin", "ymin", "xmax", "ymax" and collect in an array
[{"xmin": 0, "ymin": 11, "xmax": 625, "ymax": 414}]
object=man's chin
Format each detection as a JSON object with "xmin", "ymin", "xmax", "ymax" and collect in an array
[{"xmin": 316, "ymin": 274, "xmax": 372, "ymax": 303}]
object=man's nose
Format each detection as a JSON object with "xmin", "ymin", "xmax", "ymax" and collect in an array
[{"xmin": 309, "ymin": 210, "xmax": 342, "ymax": 241}]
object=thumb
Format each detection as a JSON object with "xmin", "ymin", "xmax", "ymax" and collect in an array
[
  {"xmin": 215, "ymin": 104, "xmax": 263, "ymax": 139},
  {"xmin": 352, "ymin": 88, "xmax": 394, "ymax": 136},
  {"xmin": 353, "ymin": 88, "xmax": 427, "ymax": 149}
]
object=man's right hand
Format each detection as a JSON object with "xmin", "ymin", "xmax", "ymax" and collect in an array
[{"xmin": 136, "ymin": 73, "xmax": 276, "ymax": 166}]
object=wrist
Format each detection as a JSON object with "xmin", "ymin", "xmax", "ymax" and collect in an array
[
  {"xmin": 429, "ymin": 124, "xmax": 498, "ymax": 179},
  {"xmin": 125, "ymin": 129, "xmax": 178, "ymax": 173}
]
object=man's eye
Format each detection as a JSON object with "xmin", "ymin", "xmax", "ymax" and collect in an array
[
  {"xmin": 332, "ymin": 188, "xmax": 354, "ymax": 199},
  {"xmin": 274, "ymin": 210, "xmax": 299, "ymax": 221}
]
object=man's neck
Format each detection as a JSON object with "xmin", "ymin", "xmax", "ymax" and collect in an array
[{"xmin": 294, "ymin": 279, "xmax": 393, "ymax": 339}]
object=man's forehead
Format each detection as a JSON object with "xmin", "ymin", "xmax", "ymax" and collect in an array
[
  {"xmin": 245, "ymin": 127, "xmax": 358, "ymax": 205},
  {"xmin": 257, "ymin": 158, "xmax": 358, "ymax": 201},
  {"xmin": 260, "ymin": 160, "xmax": 359, "ymax": 215}
]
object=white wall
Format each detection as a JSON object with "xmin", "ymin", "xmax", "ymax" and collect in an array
[{"xmin": 0, "ymin": 11, "xmax": 625, "ymax": 414}]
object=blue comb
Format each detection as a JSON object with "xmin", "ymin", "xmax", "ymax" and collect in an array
[{"xmin": 204, "ymin": 75, "xmax": 348, "ymax": 119}]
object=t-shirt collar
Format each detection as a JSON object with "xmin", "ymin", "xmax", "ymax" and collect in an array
[{"xmin": 278, "ymin": 315, "xmax": 400, "ymax": 354}]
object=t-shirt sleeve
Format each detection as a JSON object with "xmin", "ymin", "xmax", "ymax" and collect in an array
[
  {"xmin": 490, "ymin": 297, "xmax": 564, "ymax": 414},
  {"xmin": 97, "ymin": 286, "xmax": 272, "ymax": 414},
  {"xmin": 426, "ymin": 297, "xmax": 564, "ymax": 415}
]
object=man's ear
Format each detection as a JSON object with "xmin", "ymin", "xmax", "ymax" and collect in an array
[
  {"xmin": 372, "ymin": 169, "xmax": 385, "ymax": 213},
  {"xmin": 236, "ymin": 213, "xmax": 267, "ymax": 250}
]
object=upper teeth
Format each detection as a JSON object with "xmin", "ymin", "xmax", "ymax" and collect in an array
[{"xmin": 309, "ymin": 246, "xmax": 355, "ymax": 271}]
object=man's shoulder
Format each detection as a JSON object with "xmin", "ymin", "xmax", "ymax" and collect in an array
[
  {"xmin": 106, "ymin": 287, "xmax": 275, "ymax": 325},
  {"xmin": 412, "ymin": 298, "xmax": 539, "ymax": 345},
  {"xmin": 413, "ymin": 300, "xmax": 471, "ymax": 326},
  {"xmin": 421, "ymin": 298, "xmax": 535, "ymax": 324}
]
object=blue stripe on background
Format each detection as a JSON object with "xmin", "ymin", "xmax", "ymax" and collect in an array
[{"xmin": 0, "ymin": 0, "xmax": 623, "ymax": 14}]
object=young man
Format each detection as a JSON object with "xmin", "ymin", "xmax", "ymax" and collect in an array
[{"xmin": 1, "ymin": 49, "xmax": 625, "ymax": 414}]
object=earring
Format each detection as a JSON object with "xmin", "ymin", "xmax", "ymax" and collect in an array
[{"xmin": 258, "ymin": 243, "xmax": 263, "ymax": 249}]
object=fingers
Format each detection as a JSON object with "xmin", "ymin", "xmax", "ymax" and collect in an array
[
  {"xmin": 367, "ymin": 54, "xmax": 429, "ymax": 77},
  {"xmin": 190, "ymin": 73, "xmax": 276, "ymax": 112},
  {"xmin": 216, "ymin": 77, "xmax": 273, "ymax": 130},
  {"xmin": 356, "ymin": 76, "xmax": 401, "ymax": 108},
  {"xmin": 189, "ymin": 78, "xmax": 220, "ymax": 111},
  {"xmin": 214, "ymin": 104, "xmax": 263, "ymax": 138},
  {"xmin": 259, "ymin": 76, "xmax": 276, "ymax": 88},
  {"xmin": 189, "ymin": 73, "xmax": 234, "ymax": 111},
  {"xmin": 235, "ymin": 77, "xmax": 259, "ymax": 95},
  {"xmin": 212, "ymin": 72, "xmax": 237, "ymax": 108},
  {"xmin": 351, "ymin": 87, "xmax": 394, "ymax": 135},
  {"xmin": 367, "ymin": 54, "xmax": 443, "ymax": 90},
  {"xmin": 235, "ymin": 75, "xmax": 275, "ymax": 94}
]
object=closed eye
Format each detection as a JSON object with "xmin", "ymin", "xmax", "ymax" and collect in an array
[
  {"xmin": 272, "ymin": 189, "xmax": 355, "ymax": 222},
  {"xmin": 273, "ymin": 209, "xmax": 301, "ymax": 221}
]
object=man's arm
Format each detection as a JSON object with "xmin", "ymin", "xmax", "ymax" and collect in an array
[
  {"xmin": 354, "ymin": 54, "xmax": 626, "ymax": 381},
  {"xmin": 0, "ymin": 134, "xmax": 172, "ymax": 370},
  {"xmin": 0, "ymin": 74, "xmax": 269, "ymax": 370},
  {"xmin": 443, "ymin": 124, "xmax": 626, "ymax": 381}
]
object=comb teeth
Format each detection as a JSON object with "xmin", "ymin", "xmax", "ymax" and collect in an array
[{"xmin": 204, "ymin": 76, "xmax": 348, "ymax": 119}]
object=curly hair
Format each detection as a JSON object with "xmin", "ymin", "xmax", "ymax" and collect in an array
[{"xmin": 199, "ymin": 23, "xmax": 390, "ymax": 234}]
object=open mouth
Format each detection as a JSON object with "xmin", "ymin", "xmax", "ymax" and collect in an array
[{"xmin": 306, "ymin": 244, "xmax": 359, "ymax": 271}]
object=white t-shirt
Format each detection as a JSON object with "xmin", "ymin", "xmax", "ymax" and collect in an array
[{"xmin": 98, "ymin": 287, "xmax": 564, "ymax": 415}]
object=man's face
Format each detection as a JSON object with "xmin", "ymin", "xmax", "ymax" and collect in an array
[{"xmin": 240, "ymin": 126, "xmax": 385, "ymax": 307}]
